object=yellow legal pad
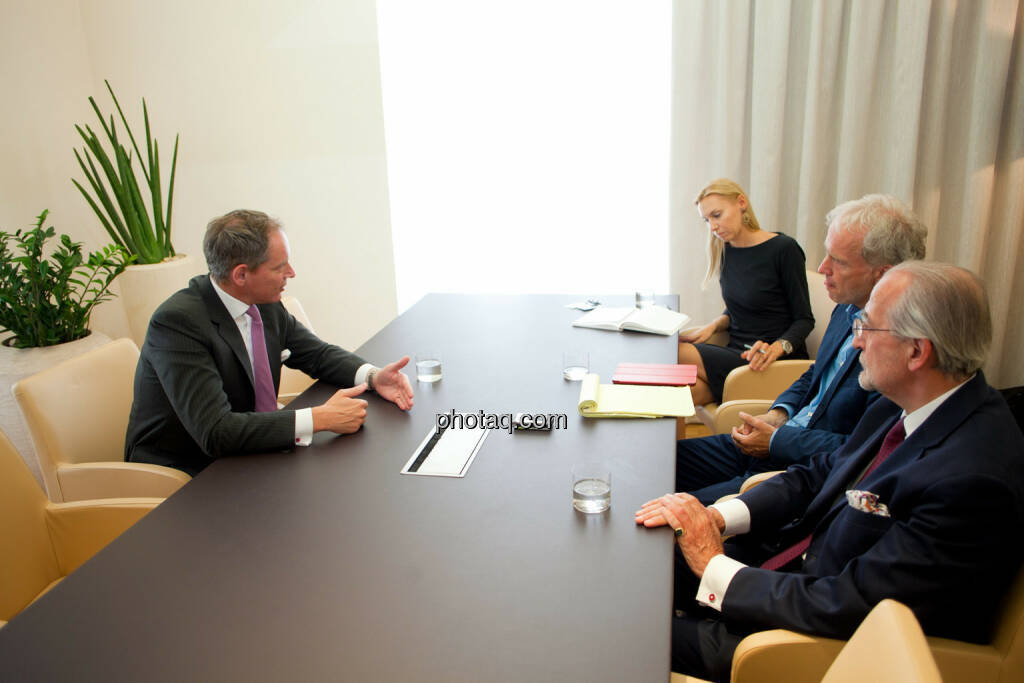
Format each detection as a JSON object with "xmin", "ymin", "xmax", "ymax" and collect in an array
[{"xmin": 577, "ymin": 373, "xmax": 695, "ymax": 418}]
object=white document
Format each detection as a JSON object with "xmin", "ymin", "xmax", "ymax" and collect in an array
[{"xmin": 401, "ymin": 423, "xmax": 489, "ymax": 477}]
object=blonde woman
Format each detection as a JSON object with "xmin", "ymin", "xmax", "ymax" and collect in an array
[{"xmin": 680, "ymin": 179, "xmax": 813, "ymax": 405}]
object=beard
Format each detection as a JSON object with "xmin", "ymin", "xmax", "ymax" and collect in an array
[{"xmin": 858, "ymin": 367, "xmax": 877, "ymax": 392}]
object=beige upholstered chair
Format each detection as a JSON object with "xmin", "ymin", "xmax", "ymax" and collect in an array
[
  {"xmin": 12, "ymin": 338, "xmax": 190, "ymax": 503},
  {"xmin": 921, "ymin": 563, "xmax": 1024, "ymax": 682},
  {"xmin": 675, "ymin": 569, "xmax": 1024, "ymax": 683},
  {"xmin": 278, "ymin": 295, "xmax": 317, "ymax": 406},
  {"xmin": 671, "ymin": 599, "xmax": 942, "ymax": 683},
  {"xmin": 821, "ymin": 600, "xmax": 941, "ymax": 682},
  {"xmin": 0, "ymin": 428, "xmax": 160, "ymax": 628},
  {"xmin": 689, "ymin": 270, "xmax": 834, "ymax": 431},
  {"xmin": 693, "ymin": 362, "xmax": 811, "ymax": 432}
]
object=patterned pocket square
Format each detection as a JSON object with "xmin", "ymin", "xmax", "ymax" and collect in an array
[
  {"xmin": 846, "ymin": 489, "xmax": 890, "ymax": 517},
  {"xmin": 280, "ymin": 349, "xmax": 291, "ymax": 361}
]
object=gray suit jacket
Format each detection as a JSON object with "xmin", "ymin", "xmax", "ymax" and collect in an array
[{"xmin": 125, "ymin": 275, "xmax": 365, "ymax": 474}]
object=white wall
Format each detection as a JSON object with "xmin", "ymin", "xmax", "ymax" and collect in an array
[{"xmin": 1, "ymin": 0, "xmax": 397, "ymax": 351}]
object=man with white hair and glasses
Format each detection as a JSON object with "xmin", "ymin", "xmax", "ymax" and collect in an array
[{"xmin": 639, "ymin": 261, "xmax": 1024, "ymax": 681}]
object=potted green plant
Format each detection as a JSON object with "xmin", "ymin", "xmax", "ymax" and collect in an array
[
  {"xmin": 0, "ymin": 210, "xmax": 131, "ymax": 486},
  {"xmin": 0, "ymin": 210, "xmax": 131, "ymax": 348},
  {"xmin": 72, "ymin": 80, "xmax": 200, "ymax": 346},
  {"xmin": 72, "ymin": 79, "xmax": 177, "ymax": 264}
]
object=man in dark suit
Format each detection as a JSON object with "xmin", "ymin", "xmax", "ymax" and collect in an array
[
  {"xmin": 678, "ymin": 194, "xmax": 927, "ymax": 503},
  {"xmin": 125, "ymin": 209, "xmax": 414, "ymax": 475},
  {"xmin": 639, "ymin": 261, "xmax": 1024, "ymax": 681}
]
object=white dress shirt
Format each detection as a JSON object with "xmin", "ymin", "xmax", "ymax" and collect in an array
[{"xmin": 696, "ymin": 377, "xmax": 972, "ymax": 611}]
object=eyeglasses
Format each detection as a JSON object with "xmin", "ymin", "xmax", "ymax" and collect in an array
[{"xmin": 852, "ymin": 318, "xmax": 893, "ymax": 339}]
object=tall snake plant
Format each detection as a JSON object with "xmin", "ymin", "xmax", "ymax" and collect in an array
[{"xmin": 72, "ymin": 80, "xmax": 179, "ymax": 264}]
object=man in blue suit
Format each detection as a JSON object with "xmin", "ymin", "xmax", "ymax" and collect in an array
[
  {"xmin": 638, "ymin": 261, "xmax": 1024, "ymax": 681},
  {"xmin": 678, "ymin": 194, "xmax": 928, "ymax": 503}
]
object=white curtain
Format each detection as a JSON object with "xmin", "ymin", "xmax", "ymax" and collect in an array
[{"xmin": 670, "ymin": 0, "xmax": 1024, "ymax": 387}]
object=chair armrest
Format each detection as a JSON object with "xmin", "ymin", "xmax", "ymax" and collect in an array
[
  {"xmin": 721, "ymin": 360, "xmax": 813, "ymax": 403},
  {"xmin": 57, "ymin": 462, "xmax": 190, "ymax": 502},
  {"xmin": 740, "ymin": 471, "xmax": 784, "ymax": 493},
  {"xmin": 45, "ymin": 498, "xmax": 162, "ymax": 574},
  {"xmin": 729, "ymin": 629, "xmax": 845, "ymax": 683},
  {"xmin": 713, "ymin": 399, "xmax": 774, "ymax": 434}
]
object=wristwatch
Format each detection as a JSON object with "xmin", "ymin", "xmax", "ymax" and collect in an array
[{"xmin": 778, "ymin": 339, "xmax": 793, "ymax": 356}]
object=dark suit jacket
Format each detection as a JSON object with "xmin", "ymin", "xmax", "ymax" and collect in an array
[
  {"xmin": 125, "ymin": 275, "xmax": 366, "ymax": 474},
  {"xmin": 724, "ymin": 372, "xmax": 1024, "ymax": 643},
  {"xmin": 768, "ymin": 304, "xmax": 880, "ymax": 464}
]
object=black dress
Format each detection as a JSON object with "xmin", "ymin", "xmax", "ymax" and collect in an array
[{"xmin": 695, "ymin": 233, "xmax": 814, "ymax": 401}]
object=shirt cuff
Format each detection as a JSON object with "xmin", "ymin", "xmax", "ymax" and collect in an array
[
  {"xmin": 353, "ymin": 363, "xmax": 376, "ymax": 389},
  {"xmin": 294, "ymin": 408, "xmax": 313, "ymax": 447},
  {"xmin": 696, "ymin": 554, "xmax": 747, "ymax": 611},
  {"xmin": 773, "ymin": 403, "xmax": 795, "ymax": 419},
  {"xmin": 711, "ymin": 498, "xmax": 751, "ymax": 536}
]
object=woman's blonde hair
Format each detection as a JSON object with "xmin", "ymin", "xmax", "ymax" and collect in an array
[{"xmin": 694, "ymin": 178, "xmax": 760, "ymax": 288}]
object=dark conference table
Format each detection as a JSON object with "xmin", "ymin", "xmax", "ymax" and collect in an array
[{"xmin": 0, "ymin": 294, "xmax": 682, "ymax": 682}]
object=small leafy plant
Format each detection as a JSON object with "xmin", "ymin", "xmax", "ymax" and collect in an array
[
  {"xmin": 73, "ymin": 80, "xmax": 179, "ymax": 264},
  {"xmin": 0, "ymin": 210, "xmax": 132, "ymax": 348}
]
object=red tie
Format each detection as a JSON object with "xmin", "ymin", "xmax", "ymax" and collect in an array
[
  {"xmin": 246, "ymin": 305, "xmax": 278, "ymax": 412},
  {"xmin": 760, "ymin": 417, "xmax": 906, "ymax": 571},
  {"xmin": 856, "ymin": 417, "xmax": 906, "ymax": 483}
]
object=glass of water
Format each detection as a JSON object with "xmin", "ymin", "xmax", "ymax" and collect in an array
[
  {"xmin": 415, "ymin": 352, "xmax": 442, "ymax": 382},
  {"xmin": 572, "ymin": 465, "xmax": 611, "ymax": 513},
  {"xmin": 635, "ymin": 290, "xmax": 656, "ymax": 308},
  {"xmin": 562, "ymin": 351, "xmax": 589, "ymax": 381}
]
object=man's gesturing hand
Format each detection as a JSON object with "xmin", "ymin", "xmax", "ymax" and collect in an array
[
  {"xmin": 373, "ymin": 356, "xmax": 414, "ymax": 411},
  {"xmin": 312, "ymin": 384, "xmax": 368, "ymax": 434}
]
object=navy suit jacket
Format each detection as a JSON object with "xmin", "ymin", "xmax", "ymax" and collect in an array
[
  {"xmin": 723, "ymin": 372, "xmax": 1024, "ymax": 642},
  {"xmin": 125, "ymin": 275, "xmax": 366, "ymax": 474},
  {"xmin": 768, "ymin": 304, "xmax": 880, "ymax": 464}
]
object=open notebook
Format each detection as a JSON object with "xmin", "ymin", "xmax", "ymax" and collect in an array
[
  {"xmin": 571, "ymin": 305, "xmax": 690, "ymax": 336},
  {"xmin": 577, "ymin": 373, "xmax": 694, "ymax": 418}
]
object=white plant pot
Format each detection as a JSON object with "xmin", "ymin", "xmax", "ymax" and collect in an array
[
  {"xmin": 0, "ymin": 331, "xmax": 112, "ymax": 488},
  {"xmin": 119, "ymin": 253, "xmax": 202, "ymax": 347}
]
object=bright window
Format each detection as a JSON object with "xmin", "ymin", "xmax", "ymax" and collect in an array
[{"xmin": 377, "ymin": 1, "xmax": 671, "ymax": 310}]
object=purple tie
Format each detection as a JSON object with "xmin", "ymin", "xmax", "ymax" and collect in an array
[
  {"xmin": 246, "ymin": 305, "xmax": 278, "ymax": 412},
  {"xmin": 760, "ymin": 417, "xmax": 906, "ymax": 571}
]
